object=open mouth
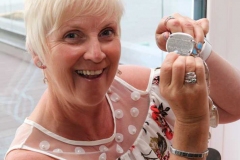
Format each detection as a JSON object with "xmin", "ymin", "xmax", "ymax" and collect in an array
[{"xmin": 75, "ymin": 69, "xmax": 103, "ymax": 79}]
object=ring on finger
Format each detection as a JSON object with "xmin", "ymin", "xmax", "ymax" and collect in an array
[
  {"xmin": 185, "ymin": 78, "xmax": 197, "ymax": 83},
  {"xmin": 185, "ymin": 72, "xmax": 197, "ymax": 80},
  {"xmin": 184, "ymin": 72, "xmax": 197, "ymax": 84},
  {"xmin": 164, "ymin": 16, "xmax": 175, "ymax": 27}
]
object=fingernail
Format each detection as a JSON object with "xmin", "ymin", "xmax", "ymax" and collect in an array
[
  {"xmin": 196, "ymin": 42, "xmax": 203, "ymax": 50},
  {"xmin": 173, "ymin": 50, "xmax": 178, "ymax": 53},
  {"xmin": 163, "ymin": 32, "xmax": 170, "ymax": 41},
  {"xmin": 192, "ymin": 48, "xmax": 197, "ymax": 55}
]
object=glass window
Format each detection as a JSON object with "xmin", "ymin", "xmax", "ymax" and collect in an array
[
  {"xmin": 0, "ymin": 0, "xmax": 25, "ymax": 48},
  {"xmin": 0, "ymin": 1, "xmax": 26, "ymax": 158},
  {"xmin": 0, "ymin": 0, "xmax": 205, "ymax": 158},
  {"xmin": 120, "ymin": 0, "xmax": 197, "ymax": 68}
]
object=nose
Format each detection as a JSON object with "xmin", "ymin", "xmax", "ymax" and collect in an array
[{"xmin": 83, "ymin": 38, "xmax": 106, "ymax": 63}]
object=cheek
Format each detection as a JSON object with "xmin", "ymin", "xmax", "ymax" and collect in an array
[
  {"xmin": 104, "ymin": 41, "xmax": 121, "ymax": 63},
  {"xmin": 50, "ymin": 45, "xmax": 85, "ymax": 67},
  {"xmin": 44, "ymin": 46, "xmax": 83, "ymax": 84}
]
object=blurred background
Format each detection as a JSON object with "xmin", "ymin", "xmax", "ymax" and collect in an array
[{"xmin": 0, "ymin": 0, "xmax": 239, "ymax": 160}]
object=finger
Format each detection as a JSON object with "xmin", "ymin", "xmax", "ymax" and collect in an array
[
  {"xmin": 173, "ymin": 15, "xmax": 207, "ymax": 43},
  {"xmin": 156, "ymin": 16, "xmax": 169, "ymax": 35},
  {"xmin": 193, "ymin": 24, "xmax": 205, "ymax": 45},
  {"xmin": 181, "ymin": 19, "xmax": 195, "ymax": 37},
  {"xmin": 195, "ymin": 57, "xmax": 206, "ymax": 85},
  {"xmin": 185, "ymin": 56, "xmax": 196, "ymax": 72},
  {"xmin": 165, "ymin": 17, "xmax": 183, "ymax": 33},
  {"xmin": 194, "ymin": 57, "xmax": 208, "ymax": 105},
  {"xmin": 173, "ymin": 14, "xmax": 195, "ymax": 37},
  {"xmin": 184, "ymin": 57, "xmax": 197, "ymax": 87},
  {"xmin": 155, "ymin": 31, "xmax": 170, "ymax": 51},
  {"xmin": 185, "ymin": 17, "xmax": 205, "ymax": 43},
  {"xmin": 156, "ymin": 15, "xmax": 182, "ymax": 35},
  {"xmin": 173, "ymin": 13, "xmax": 199, "ymax": 36},
  {"xmin": 160, "ymin": 52, "xmax": 179, "ymax": 87},
  {"xmin": 171, "ymin": 56, "xmax": 186, "ymax": 88},
  {"xmin": 196, "ymin": 18, "xmax": 209, "ymax": 36}
]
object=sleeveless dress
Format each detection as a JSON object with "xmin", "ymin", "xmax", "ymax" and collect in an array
[{"xmin": 5, "ymin": 68, "xmax": 175, "ymax": 160}]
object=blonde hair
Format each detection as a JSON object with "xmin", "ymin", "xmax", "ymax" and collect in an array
[{"xmin": 24, "ymin": 0, "xmax": 124, "ymax": 61}]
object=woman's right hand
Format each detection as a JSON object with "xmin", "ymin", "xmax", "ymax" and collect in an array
[
  {"xmin": 160, "ymin": 53, "xmax": 210, "ymax": 160},
  {"xmin": 159, "ymin": 52, "xmax": 209, "ymax": 125}
]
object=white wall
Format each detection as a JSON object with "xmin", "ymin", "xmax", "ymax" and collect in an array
[
  {"xmin": 207, "ymin": 0, "xmax": 240, "ymax": 69},
  {"xmin": 207, "ymin": 1, "xmax": 240, "ymax": 160}
]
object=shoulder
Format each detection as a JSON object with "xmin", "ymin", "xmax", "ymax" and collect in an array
[
  {"xmin": 117, "ymin": 64, "xmax": 152, "ymax": 90},
  {"xmin": 5, "ymin": 149, "xmax": 56, "ymax": 160}
]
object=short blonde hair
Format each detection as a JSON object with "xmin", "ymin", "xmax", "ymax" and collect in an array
[{"xmin": 24, "ymin": 0, "xmax": 124, "ymax": 61}]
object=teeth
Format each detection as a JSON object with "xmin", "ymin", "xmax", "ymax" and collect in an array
[
  {"xmin": 94, "ymin": 70, "xmax": 102, "ymax": 75},
  {"xmin": 77, "ymin": 70, "xmax": 103, "ymax": 76}
]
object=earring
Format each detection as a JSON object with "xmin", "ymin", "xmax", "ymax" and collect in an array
[
  {"xmin": 43, "ymin": 77, "xmax": 48, "ymax": 84},
  {"xmin": 43, "ymin": 72, "xmax": 48, "ymax": 84},
  {"xmin": 36, "ymin": 61, "xmax": 42, "ymax": 67},
  {"xmin": 117, "ymin": 69, "xmax": 122, "ymax": 76},
  {"xmin": 36, "ymin": 61, "xmax": 46, "ymax": 69}
]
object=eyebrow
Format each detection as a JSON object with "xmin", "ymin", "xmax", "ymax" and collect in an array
[{"xmin": 59, "ymin": 20, "xmax": 118, "ymax": 32}]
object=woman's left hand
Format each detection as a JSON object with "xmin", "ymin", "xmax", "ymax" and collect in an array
[{"xmin": 155, "ymin": 13, "xmax": 209, "ymax": 52}]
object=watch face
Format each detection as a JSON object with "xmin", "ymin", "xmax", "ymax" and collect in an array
[{"xmin": 166, "ymin": 33, "xmax": 195, "ymax": 56}]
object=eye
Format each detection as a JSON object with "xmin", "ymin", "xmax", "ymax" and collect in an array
[
  {"xmin": 65, "ymin": 33, "xmax": 79, "ymax": 39},
  {"xmin": 64, "ymin": 31, "xmax": 85, "ymax": 44},
  {"xmin": 99, "ymin": 28, "xmax": 115, "ymax": 38}
]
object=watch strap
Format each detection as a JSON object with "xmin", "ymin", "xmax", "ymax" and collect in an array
[{"xmin": 200, "ymin": 39, "xmax": 212, "ymax": 61}]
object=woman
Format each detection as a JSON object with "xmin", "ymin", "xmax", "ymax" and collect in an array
[{"xmin": 4, "ymin": 0, "xmax": 234, "ymax": 160}]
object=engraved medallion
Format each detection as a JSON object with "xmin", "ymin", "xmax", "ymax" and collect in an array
[{"xmin": 166, "ymin": 33, "xmax": 195, "ymax": 56}]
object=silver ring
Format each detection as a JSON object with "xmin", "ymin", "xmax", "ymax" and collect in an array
[
  {"xmin": 184, "ymin": 72, "xmax": 197, "ymax": 84},
  {"xmin": 185, "ymin": 79, "xmax": 197, "ymax": 83},
  {"xmin": 164, "ymin": 16, "xmax": 175, "ymax": 27},
  {"xmin": 185, "ymin": 72, "xmax": 197, "ymax": 80}
]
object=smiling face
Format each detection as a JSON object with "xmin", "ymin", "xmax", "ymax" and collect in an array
[{"xmin": 45, "ymin": 15, "xmax": 121, "ymax": 108}]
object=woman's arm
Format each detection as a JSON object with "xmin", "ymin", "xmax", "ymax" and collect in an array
[
  {"xmin": 155, "ymin": 13, "xmax": 240, "ymax": 124},
  {"xmin": 206, "ymin": 51, "xmax": 240, "ymax": 123},
  {"xmin": 170, "ymin": 120, "xmax": 209, "ymax": 160},
  {"xmin": 160, "ymin": 53, "xmax": 209, "ymax": 160}
]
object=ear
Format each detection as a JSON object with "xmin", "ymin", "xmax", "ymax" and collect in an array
[{"xmin": 32, "ymin": 53, "xmax": 46, "ymax": 69}]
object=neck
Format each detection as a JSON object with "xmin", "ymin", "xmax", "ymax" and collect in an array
[{"xmin": 30, "ymin": 89, "xmax": 114, "ymax": 141}]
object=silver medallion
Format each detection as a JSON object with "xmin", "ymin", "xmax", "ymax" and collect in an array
[{"xmin": 166, "ymin": 32, "xmax": 195, "ymax": 56}]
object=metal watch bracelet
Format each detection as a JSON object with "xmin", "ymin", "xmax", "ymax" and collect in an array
[{"xmin": 170, "ymin": 146, "xmax": 209, "ymax": 159}]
